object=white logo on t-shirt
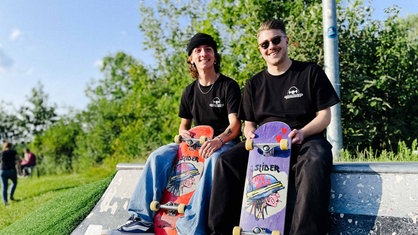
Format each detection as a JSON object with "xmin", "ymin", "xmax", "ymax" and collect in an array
[
  {"xmin": 209, "ymin": 97, "xmax": 224, "ymax": 107},
  {"xmin": 284, "ymin": 86, "xmax": 304, "ymax": 99}
]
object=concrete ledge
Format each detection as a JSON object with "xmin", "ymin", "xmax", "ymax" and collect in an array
[
  {"xmin": 329, "ymin": 162, "xmax": 418, "ymax": 235},
  {"xmin": 73, "ymin": 163, "xmax": 418, "ymax": 235},
  {"xmin": 72, "ymin": 164, "xmax": 144, "ymax": 235}
]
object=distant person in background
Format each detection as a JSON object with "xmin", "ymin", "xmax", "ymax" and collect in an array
[
  {"xmin": 0, "ymin": 141, "xmax": 19, "ymax": 205},
  {"xmin": 20, "ymin": 148, "xmax": 36, "ymax": 176}
]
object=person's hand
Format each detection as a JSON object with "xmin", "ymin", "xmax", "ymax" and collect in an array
[
  {"xmin": 179, "ymin": 129, "xmax": 192, "ymax": 138},
  {"xmin": 245, "ymin": 130, "xmax": 256, "ymax": 140},
  {"xmin": 289, "ymin": 129, "xmax": 304, "ymax": 144},
  {"xmin": 199, "ymin": 138, "xmax": 222, "ymax": 158}
]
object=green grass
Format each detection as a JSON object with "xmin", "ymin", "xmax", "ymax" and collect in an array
[
  {"xmin": 339, "ymin": 140, "xmax": 418, "ymax": 162},
  {"xmin": 0, "ymin": 167, "xmax": 114, "ymax": 235}
]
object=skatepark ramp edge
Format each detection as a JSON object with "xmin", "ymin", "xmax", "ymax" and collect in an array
[{"xmin": 72, "ymin": 162, "xmax": 418, "ymax": 235}]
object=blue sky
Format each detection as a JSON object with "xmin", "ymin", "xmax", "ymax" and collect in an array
[{"xmin": 0, "ymin": 0, "xmax": 417, "ymax": 115}]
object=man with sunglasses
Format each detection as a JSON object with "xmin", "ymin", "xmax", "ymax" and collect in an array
[{"xmin": 207, "ymin": 19, "xmax": 340, "ymax": 235}]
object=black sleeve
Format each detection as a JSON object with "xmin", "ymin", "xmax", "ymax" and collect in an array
[
  {"xmin": 312, "ymin": 65, "xmax": 340, "ymax": 111},
  {"xmin": 178, "ymin": 83, "xmax": 194, "ymax": 119},
  {"xmin": 225, "ymin": 80, "xmax": 241, "ymax": 115}
]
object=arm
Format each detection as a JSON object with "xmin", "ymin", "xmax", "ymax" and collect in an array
[
  {"xmin": 199, "ymin": 113, "xmax": 241, "ymax": 158},
  {"xmin": 215, "ymin": 113, "xmax": 241, "ymax": 144},
  {"xmin": 179, "ymin": 118, "xmax": 192, "ymax": 138},
  {"xmin": 289, "ymin": 107, "xmax": 331, "ymax": 144}
]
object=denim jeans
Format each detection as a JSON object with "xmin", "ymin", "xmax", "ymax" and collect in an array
[
  {"xmin": 128, "ymin": 141, "xmax": 236, "ymax": 235},
  {"xmin": 0, "ymin": 169, "xmax": 17, "ymax": 205}
]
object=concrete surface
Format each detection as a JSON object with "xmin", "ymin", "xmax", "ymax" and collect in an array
[
  {"xmin": 72, "ymin": 162, "xmax": 418, "ymax": 235},
  {"xmin": 329, "ymin": 162, "xmax": 418, "ymax": 235},
  {"xmin": 71, "ymin": 163, "xmax": 144, "ymax": 235}
]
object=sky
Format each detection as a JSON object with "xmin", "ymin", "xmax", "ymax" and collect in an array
[{"xmin": 1, "ymin": 1, "xmax": 417, "ymax": 115}]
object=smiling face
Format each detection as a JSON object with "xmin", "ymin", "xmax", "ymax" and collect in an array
[
  {"xmin": 257, "ymin": 29, "xmax": 289, "ymax": 68},
  {"xmin": 190, "ymin": 45, "xmax": 216, "ymax": 72}
]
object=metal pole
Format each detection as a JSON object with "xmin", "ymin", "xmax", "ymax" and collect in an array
[{"xmin": 323, "ymin": 0, "xmax": 342, "ymax": 160}]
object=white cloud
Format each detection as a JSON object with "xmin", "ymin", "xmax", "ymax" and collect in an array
[
  {"xmin": 94, "ymin": 59, "xmax": 103, "ymax": 69},
  {"xmin": 0, "ymin": 49, "xmax": 14, "ymax": 74},
  {"xmin": 10, "ymin": 28, "xmax": 22, "ymax": 41},
  {"xmin": 25, "ymin": 67, "xmax": 34, "ymax": 76}
]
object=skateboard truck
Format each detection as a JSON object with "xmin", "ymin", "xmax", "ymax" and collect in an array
[
  {"xmin": 233, "ymin": 226, "xmax": 281, "ymax": 235},
  {"xmin": 174, "ymin": 135, "xmax": 209, "ymax": 149},
  {"xmin": 245, "ymin": 139, "xmax": 289, "ymax": 156},
  {"xmin": 150, "ymin": 201, "xmax": 186, "ymax": 215}
]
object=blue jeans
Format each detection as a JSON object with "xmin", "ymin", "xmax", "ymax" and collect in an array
[
  {"xmin": 128, "ymin": 142, "xmax": 236, "ymax": 235},
  {"xmin": 0, "ymin": 169, "xmax": 17, "ymax": 205}
]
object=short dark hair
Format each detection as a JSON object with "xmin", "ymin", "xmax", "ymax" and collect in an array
[{"xmin": 257, "ymin": 19, "xmax": 287, "ymax": 38}]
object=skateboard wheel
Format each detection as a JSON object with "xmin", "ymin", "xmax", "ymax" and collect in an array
[
  {"xmin": 279, "ymin": 139, "xmax": 288, "ymax": 150},
  {"xmin": 174, "ymin": 135, "xmax": 182, "ymax": 144},
  {"xmin": 232, "ymin": 226, "xmax": 241, "ymax": 235},
  {"xmin": 271, "ymin": 231, "xmax": 281, "ymax": 235},
  {"xmin": 245, "ymin": 139, "xmax": 254, "ymax": 151},
  {"xmin": 177, "ymin": 203, "xmax": 186, "ymax": 214},
  {"xmin": 150, "ymin": 201, "xmax": 160, "ymax": 211},
  {"xmin": 199, "ymin": 136, "xmax": 207, "ymax": 144}
]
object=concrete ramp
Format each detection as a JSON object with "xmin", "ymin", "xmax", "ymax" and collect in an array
[
  {"xmin": 72, "ymin": 163, "xmax": 144, "ymax": 235},
  {"xmin": 72, "ymin": 162, "xmax": 418, "ymax": 235},
  {"xmin": 329, "ymin": 162, "xmax": 418, "ymax": 234}
]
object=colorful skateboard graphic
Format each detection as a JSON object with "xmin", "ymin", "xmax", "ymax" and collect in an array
[
  {"xmin": 234, "ymin": 121, "xmax": 291, "ymax": 235},
  {"xmin": 151, "ymin": 125, "xmax": 214, "ymax": 235}
]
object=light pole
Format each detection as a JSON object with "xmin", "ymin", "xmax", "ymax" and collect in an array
[{"xmin": 323, "ymin": 0, "xmax": 343, "ymax": 160}]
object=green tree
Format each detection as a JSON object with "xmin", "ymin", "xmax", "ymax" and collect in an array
[
  {"xmin": 76, "ymin": 52, "xmax": 140, "ymax": 166},
  {"xmin": 75, "ymin": 52, "xmax": 178, "ymax": 166},
  {"xmin": 17, "ymin": 82, "xmax": 57, "ymax": 143},
  {"xmin": 400, "ymin": 13, "xmax": 418, "ymax": 46},
  {"xmin": 32, "ymin": 115, "xmax": 82, "ymax": 174},
  {"xmin": 0, "ymin": 102, "xmax": 20, "ymax": 143},
  {"xmin": 338, "ymin": 2, "xmax": 418, "ymax": 151}
]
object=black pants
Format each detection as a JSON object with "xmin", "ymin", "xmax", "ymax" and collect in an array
[{"xmin": 207, "ymin": 135, "xmax": 333, "ymax": 235}]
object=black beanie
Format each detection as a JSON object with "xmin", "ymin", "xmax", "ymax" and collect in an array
[{"xmin": 186, "ymin": 33, "xmax": 217, "ymax": 55}]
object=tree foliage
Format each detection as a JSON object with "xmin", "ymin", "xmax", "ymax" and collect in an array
[
  {"xmin": 338, "ymin": 2, "xmax": 418, "ymax": 151},
  {"xmin": 0, "ymin": 82, "xmax": 56, "ymax": 145},
  {"xmin": 17, "ymin": 82, "xmax": 57, "ymax": 143},
  {"xmin": 32, "ymin": 116, "xmax": 82, "ymax": 174}
]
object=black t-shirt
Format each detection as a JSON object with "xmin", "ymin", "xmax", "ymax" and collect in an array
[
  {"xmin": 0, "ymin": 149, "xmax": 17, "ymax": 170},
  {"xmin": 179, "ymin": 74, "xmax": 241, "ymax": 136},
  {"xmin": 239, "ymin": 60, "xmax": 340, "ymax": 130}
]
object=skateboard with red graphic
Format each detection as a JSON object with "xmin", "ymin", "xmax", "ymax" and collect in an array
[
  {"xmin": 150, "ymin": 125, "xmax": 214, "ymax": 235},
  {"xmin": 233, "ymin": 121, "xmax": 291, "ymax": 235}
]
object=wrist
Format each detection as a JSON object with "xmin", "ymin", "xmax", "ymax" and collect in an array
[{"xmin": 216, "ymin": 136, "xmax": 225, "ymax": 145}]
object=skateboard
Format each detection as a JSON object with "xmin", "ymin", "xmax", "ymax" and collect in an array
[
  {"xmin": 233, "ymin": 121, "xmax": 291, "ymax": 235},
  {"xmin": 150, "ymin": 125, "xmax": 214, "ymax": 235}
]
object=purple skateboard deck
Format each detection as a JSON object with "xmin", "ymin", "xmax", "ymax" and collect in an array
[{"xmin": 234, "ymin": 121, "xmax": 291, "ymax": 235}]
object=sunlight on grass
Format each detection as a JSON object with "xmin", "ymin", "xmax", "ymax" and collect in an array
[{"xmin": 0, "ymin": 167, "xmax": 115, "ymax": 233}]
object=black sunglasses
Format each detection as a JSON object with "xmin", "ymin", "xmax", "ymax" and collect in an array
[{"xmin": 259, "ymin": 36, "xmax": 286, "ymax": 49}]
